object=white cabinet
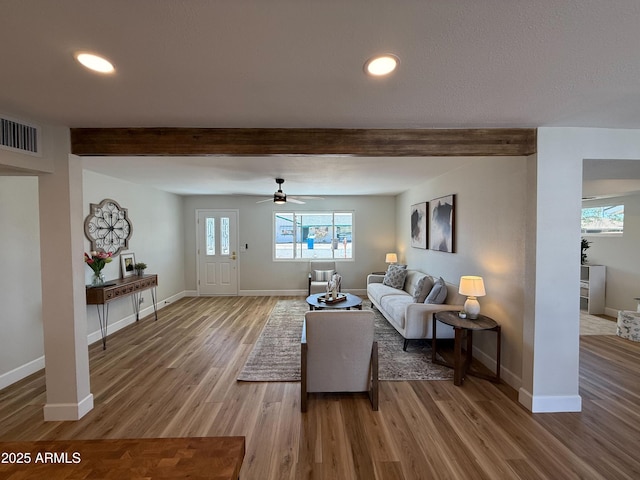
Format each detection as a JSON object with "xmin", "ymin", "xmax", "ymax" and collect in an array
[{"xmin": 580, "ymin": 265, "xmax": 606, "ymax": 314}]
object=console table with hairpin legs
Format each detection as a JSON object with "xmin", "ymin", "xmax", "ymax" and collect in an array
[{"xmin": 86, "ymin": 274, "xmax": 158, "ymax": 349}]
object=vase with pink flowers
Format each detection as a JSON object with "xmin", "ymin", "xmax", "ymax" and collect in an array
[{"xmin": 84, "ymin": 251, "xmax": 113, "ymax": 286}]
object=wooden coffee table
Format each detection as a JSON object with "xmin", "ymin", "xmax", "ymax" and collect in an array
[{"xmin": 305, "ymin": 292, "xmax": 363, "ymax": 310}]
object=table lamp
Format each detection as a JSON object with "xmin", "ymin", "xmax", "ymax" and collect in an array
[
  {"xmin": 385, "ymin": 253, "xmax": 398, "ymax": 265},
  {"xmin": 459, "ymin": 276, "xmax": 486, "ymax": 319}
]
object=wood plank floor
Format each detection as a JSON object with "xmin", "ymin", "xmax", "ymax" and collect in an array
[{"xmin": 1, "ymin": 296, "xmax": 639, "ymax": 479}]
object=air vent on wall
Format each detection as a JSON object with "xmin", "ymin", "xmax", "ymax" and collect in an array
[{"xmin": 0, "ymin": 115, "xmax": 41, "ymax": 156}]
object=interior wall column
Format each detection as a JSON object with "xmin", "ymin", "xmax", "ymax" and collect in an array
[
  {"xmin": 521, "ymin": 127, "xmax": 640, "ymax": 412},
  {"xmin": 38, "ymin": 126, "xmax": 93, "ymax": 421},
  {"xmin": 520, "ymin": 130, "xmax": 583, "ymax": 413}
]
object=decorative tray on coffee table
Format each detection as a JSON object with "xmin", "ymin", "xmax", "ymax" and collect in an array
[{"xmin": 318, "ymin": 293, "xmax": 347, "ymax": 304}]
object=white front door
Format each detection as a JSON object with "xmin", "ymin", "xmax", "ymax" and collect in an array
[{"xmin": 197, "ymin": 210, "xmax": 238, "ymax": 295}]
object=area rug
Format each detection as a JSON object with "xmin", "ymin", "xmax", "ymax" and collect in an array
[
  {"xmin": 237, "ymin": 299, "xmax": 453, "ymax": 382},
  {"xmin": 580, "ymin": 311, "xmax": 617, "ymax": 335}
]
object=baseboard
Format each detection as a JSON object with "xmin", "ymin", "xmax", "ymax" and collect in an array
[
  {"xmin": 161, "ymin": 290, "xmax": 189, "ymax": 305},
  {"xmin": 472, "ymin": 346, "xmax": 521, "ymax": 391},
  {"xmin": 518, "ymin": 388, "xmax": 582, "ymax": 413},
  {"xmin": 604, "ymin": 307, "xmax": 621, "ymax": 318},
  {"xmin": 239, "ymin": 289, "xmax": 308, "ymax": 296},
  {"xmin": 0, "ymin": 356, "xmax": 45, "ymax": 390},
  {"xmin": 43, "ymin": 393, "xmax": 94, "ymax": 421}
]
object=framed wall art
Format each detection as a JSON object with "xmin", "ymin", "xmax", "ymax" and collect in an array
[
  {"xmin": 120, "ymin": 252, "xmax": 136, "ymax": 278},
  {"xmin": 410, "ymin": 202, "xmax": 428, "ymax": 249},
  {"xmin": 429, "ymin": 194, "xmax": 455, "ymax": 253}
]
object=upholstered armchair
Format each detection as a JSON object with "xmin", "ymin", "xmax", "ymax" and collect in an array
[
  {"xmin": 308, "ymin": 261, "xmax": 340, "ymax": 295},
  {"xmin": 301, "ymin": 310, "xmax": 378, "ymax": 412}
]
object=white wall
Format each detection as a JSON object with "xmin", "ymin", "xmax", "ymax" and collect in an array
[
  {"xmin": 0, "ymin": 177, "xmax": 44, "ymax": 386},
  {"xmin": 182, "ymin": 195, "xmax": 396, "ymax": 295},
  {"xmin": 583, "ymin": 192, "xmax": 640, "ymax": 313},
  {"xmin": 0, "ymin": 116, "xmax": 74, "ymax": 388},
  {"xmin": 83, "ymin": 170, "xmax": 186, "ymax": 341},
  {"xmin": 396, "ymin": 156, "xmax": 527, "ymax": 387}
]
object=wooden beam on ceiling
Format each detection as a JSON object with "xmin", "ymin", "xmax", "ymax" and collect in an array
[{"xmin": 70, "ymin": 127, "xmax": 537, "ymax": 157}]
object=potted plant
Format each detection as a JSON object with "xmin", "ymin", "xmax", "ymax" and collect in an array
[
  {"xmin": 581, "ymin": 238, "xmax": 592, "ymax": 265},
  {"xmin": 134, "ymin": 262, "xmax": 147, "ymax": 276}
]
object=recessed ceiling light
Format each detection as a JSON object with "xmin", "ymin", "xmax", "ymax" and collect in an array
[
  {"xmin": 364, "ymin": 54, "xmax": 399, "ymax": 76},
  {"xmin": 75, "ymin": 52, "xmax": 115, "ymax": 74}
]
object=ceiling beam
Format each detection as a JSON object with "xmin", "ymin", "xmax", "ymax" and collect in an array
[{"xmin": 70, "ymin": 128, "xmax": 537, "ymax": 157}]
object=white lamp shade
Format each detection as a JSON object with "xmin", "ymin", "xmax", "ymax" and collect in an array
[
  {"xmin": 385, "ymin": 253, "xmax": 398, "ymax": 263},
  {"xmin": 458, "ymin": 276, "xmax": 486, "ymax": 297}
]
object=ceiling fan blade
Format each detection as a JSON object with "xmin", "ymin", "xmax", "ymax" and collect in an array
[
  {"xmin": 256, "ymin": 198, "xmax": 272, "ymax": 204},
  {"xmin": 295, "ymin": 196, "xmax": 324, "ymax": 200},
  {"xmin": 287, "ymin": 198, "xmax": 306, "ymax": 204}
]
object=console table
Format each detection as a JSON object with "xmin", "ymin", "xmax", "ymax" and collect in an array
[{"xmin": 86, "ymin": 274, "xmax": 158, "ymax": 349}]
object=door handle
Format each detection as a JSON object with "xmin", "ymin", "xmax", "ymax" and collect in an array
[{"xmin": 231, "ymin": 251, "xmax": 236, "ymax": 260}]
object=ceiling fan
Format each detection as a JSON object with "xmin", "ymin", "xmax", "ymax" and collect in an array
[{"xmin": 256, "ymin": 178, "xmax": 323, "ymax": 205}]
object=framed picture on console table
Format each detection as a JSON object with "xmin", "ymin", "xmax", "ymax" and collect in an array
[
  {"xmin": 410, "ymin": 202, "xmax": 428, "ymax": 249},
  {"xmin": 429, "ymin": 194, "xmax": 455, "ymax": 253},
  {"xmin": 120, "ymin": 252, "xmax": 136, "ymax": 278}
]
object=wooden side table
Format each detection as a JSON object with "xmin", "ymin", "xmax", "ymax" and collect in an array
[{"xmin": 432, "ymin": 311, "xmax": 501, "ymax": 386}]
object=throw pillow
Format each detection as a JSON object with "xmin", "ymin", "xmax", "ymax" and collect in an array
[
  {"xmin": 425, "ymin": 276, "xmax": 448, "ymax": 304},
  {"xmin": 383, "ymin": 264, "xmax": 408, "ymax": 290},
  {"xmin": 413, "ymin": 275, "xmax": 434, "ymax": 303},
  {"xmin": 314, "ymin": 269, "xmax": 335, "ymax": 282}
]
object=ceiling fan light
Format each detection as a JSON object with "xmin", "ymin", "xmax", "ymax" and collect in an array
[{"xmin": 274, "ymin": 193, "xmax": 286, "ymax": 204}]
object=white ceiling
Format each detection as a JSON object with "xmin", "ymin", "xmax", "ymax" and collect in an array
[{"xmin": 3, "ymin": 1, "xmax": 640, "ymax": 196}]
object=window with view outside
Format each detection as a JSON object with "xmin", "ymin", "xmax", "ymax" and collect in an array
[
  {"xmin": 206, "ymin": 217, "xmax": 215, "ymax": 255},
  {"xmin": 274, "ymin": 212, "xmax": 353, "ymax": 260},
  {"xmin": 581, "ymin": 205, "xmax": 624, "ymax": 235}
]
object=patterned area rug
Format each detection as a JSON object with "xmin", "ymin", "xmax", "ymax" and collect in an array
[{"xmin": 237, "ymin": 299, "xmax": 453, "ymax": 382}]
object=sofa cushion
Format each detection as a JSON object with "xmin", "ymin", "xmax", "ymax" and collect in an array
[
  {"xmin": 425, "ymin": 277, "xmax": 448, "ymax": 304},
  {"xmin": 383, "ymin": 264, "xmax": 408, "ymax": 289},
  {"xmin": 403, "ymin": 270, "xmax": 423, "ymax": 295},
  {"xmin": 380, "ymin": 294, "xmax": 413, "ymax": 329},
  {"xmin": 313, "ymin": 269, "xmax": 335, "ymax": 282},
  {"xmin": 410, "ymin": 274, "xmax": 433, "ymax": 303},
  {"xmin": 367, "ymin": 282, "xmax": 409, "ymax": 304}
]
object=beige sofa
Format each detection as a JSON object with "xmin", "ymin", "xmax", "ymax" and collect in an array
[{"xmin": 367, "ymin": 270, "xmax": 465, "ymax": 350}]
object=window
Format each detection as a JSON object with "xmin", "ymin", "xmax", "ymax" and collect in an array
[
  {"xmin": 205, "ymin": 216, "xmax": 231, "ymax": 255},
  {"xmin": 274, "ymin": 212, "xmax": 353, "ymax": 260},
  {"xmin": 205, "ymin": 217, "xmax": 215, "ymax": 255},
  {"xmin": 581, "ymin": 204, "xmax": 624, "ymax": 235}
]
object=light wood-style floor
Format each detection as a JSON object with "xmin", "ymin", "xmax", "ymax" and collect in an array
[{"xmin": 1, "ymin": 296, "xmax": 639, "ymax": 479}]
